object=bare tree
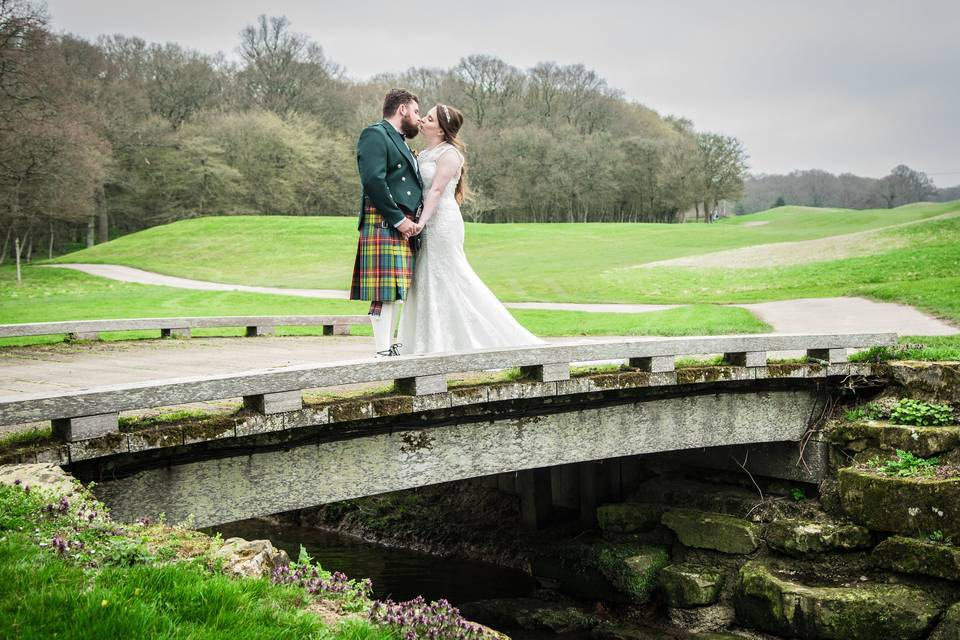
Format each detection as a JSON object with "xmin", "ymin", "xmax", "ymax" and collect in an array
[{"xmin": 453, "ymin": 54, "xmax": 522, "ymax": 127}]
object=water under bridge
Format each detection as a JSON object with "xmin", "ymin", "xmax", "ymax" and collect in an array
[{"xmin": 0, "ymin": 327, "xmax": 895, "ymax": 529}]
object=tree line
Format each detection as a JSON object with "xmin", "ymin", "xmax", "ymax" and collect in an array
[
  {"xmin": 0, "ymin": 1, "xmax": 754, "ymax": 275},
  {"xmin": 736, "ymin": 165, "xmax": 959, "ymax": 214}
]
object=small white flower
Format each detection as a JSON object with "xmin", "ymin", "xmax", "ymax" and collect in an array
[
  {"xmin": 933, "ymin": 508, "xmax": 944, "ymax": 517},
  {"xmin": 911, "ymin": 431, "xmax": 920, "ymax": 440},
  {"xmin": 908, "ymin": 507, "xmax": 920, "ymax": 517}
]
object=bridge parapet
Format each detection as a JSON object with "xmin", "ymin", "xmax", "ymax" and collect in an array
[
  {"xmin": 0, "ymin": 333, "xmax": 895, "ymax": 445},
  {"xmin": 0, "ymin": 315, "xmax": 370, "ymax": 341}
]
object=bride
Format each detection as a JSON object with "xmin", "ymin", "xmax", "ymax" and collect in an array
[{"xmin": 396, "ymin": 104, "xmax": 546, "ymax": 355}]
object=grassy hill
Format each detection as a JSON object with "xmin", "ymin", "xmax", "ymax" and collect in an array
[{"xmin": 49, "ymin": 201, "xmax": 959, "ymax": 302}]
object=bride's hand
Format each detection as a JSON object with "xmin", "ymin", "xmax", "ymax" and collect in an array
[{"xmin": 413, "ymin": 223, "xmax": 425, "ymax": 235}]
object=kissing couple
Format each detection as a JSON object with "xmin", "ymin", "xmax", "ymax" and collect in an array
[{"xmin": 349, "ymin": 88, "xmax": 545, "ymax": 358}]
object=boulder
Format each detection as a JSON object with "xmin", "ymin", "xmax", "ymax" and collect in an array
[
  {"xmin": 886, "ymin": 362, "xmax": 960, "ymax": 404},
  {"xmin": 0, "ymin": 463, "xmax": 79, "ymax": 497},
  {"xmin": 765, "ymin": 518, "xmax": 872, "ymax": 556},
  {"xmin": 597, "ymin": 503, "xmax": 664, "ymax": 533},
  {"xmin": 212, "ymin": 537, "xmax": 290, "ymax": 579},
  {"xmin": 735, "ymin": 560, "xmax": 941, "ymax": 639},
  {"xmin": 661, "ymin": 509, "xmax": 762, "ymax": 554},
  {"xmin": 873, "ymin": 535, "xmax": 960, "ymax": 581},
  {"xmin": 839, "ymin": 467, "xmax": 960, "ymax": 538},
  {"xmin": 658, "ymin": 563, "xmax": 725, "ymax": 607},
  {"xmin": 929, "ymin": 602, "xmax": 960, "ymax": 640},
  {"xmin": 533, "ymin": 542, "xmax": 669, "ymax": 604},
  {"xmin": 830, "ymin": 420, "xmax": 960, "ymax": 457},
  {"xmin": 667, "ymin": 604, "xmax": 736, "ymax": 634}
]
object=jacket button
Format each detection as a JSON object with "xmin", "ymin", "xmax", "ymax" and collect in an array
[
  {"xmin": 397, "ymin": 163, "xmax": 402, "ymax": 168},
  {"xmin": 401, "ymin": 177, "xmax": 406, "ymax": 181},
  {"xmin": 406, "ymin": 191, "xmax": 411, "ymax": 195}
]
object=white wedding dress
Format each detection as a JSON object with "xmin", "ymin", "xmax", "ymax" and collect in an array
[{"xmin": 397, "ymin": 143, "xmax": 546, "ymax": 355}]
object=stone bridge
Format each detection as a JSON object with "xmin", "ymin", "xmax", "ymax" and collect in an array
[{"xmin": 0, "ymin": 333, "xmax": 894, "ymax": 528}]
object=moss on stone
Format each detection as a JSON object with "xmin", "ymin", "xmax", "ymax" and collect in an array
[
  {"xmin": 873, "ymin": 535, "xmax": 960, "ymax": 581},
  {"xmin": 677, "ymin": 366, "xmax": 738, "ymax": 385},
  {"xmin": 929, "ymin": 602, "xmax": 960, "ymax": 640},
  {"xmin": 658, "ymin": 562, "xmax": 724, "ymax": 607},
  {"xmin": 596, "ymin": 503, "xmax": 665, "ymax": 534},
  {"xmin": 661, "ymin": 509, "xmax": 762, "ymax": 554},
  {"xmin": 765, "ymin": 518, "xmax": 872, "ymax": 557},
  {"xmin": 839, "ymin": 467, "xmax": 960, "ymax": 538},
  {"xmin": 735, "ymin": 559, "xmax": 942, "ymax": 639}
]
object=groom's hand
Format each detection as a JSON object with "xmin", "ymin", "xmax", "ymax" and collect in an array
[{"xmin": 396, "ymin": 217, "xmax": 416, "ymax": 239}]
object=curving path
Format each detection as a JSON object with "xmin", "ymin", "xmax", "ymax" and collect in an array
[{"xmin": 47, "ymin": 263, "xmax": 959, "ymax": 337}]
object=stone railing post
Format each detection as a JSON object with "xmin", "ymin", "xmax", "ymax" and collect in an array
[{"xmin": 724, "ymin": 351, "xmax": 767, "ymax": 367}]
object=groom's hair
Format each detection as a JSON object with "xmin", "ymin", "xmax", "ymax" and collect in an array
[{"xmin": 382, "ymin": 89, "xmax": 420, "ymax": 118}]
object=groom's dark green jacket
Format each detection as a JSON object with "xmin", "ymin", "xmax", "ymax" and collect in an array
[{"xmin": 356, "ymin": 120, "xmax": 424, "ymax": 229}]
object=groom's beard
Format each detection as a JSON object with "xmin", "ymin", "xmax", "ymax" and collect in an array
[{"xmin": 400, "ymin": 118, "xmax": 420, "ymax": 139}]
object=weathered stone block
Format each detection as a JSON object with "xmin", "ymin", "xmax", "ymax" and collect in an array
[
  {"xmin": 658, "ymin": 563, "xmax": 724, "ymax": 607},
  {"xmin": 661, "ymin": 509, "xmax": 762, "ymax": 554},
  {"xmin": 245, "ymin": 325, "xmax": 274, "ymax": 337},
  {"xmin": 243, "ymin": 391, "xmax": 302, "ymax": 415},
  {"xmin": 160, "ymin": 327, "xmax": 191, "ymax": 338},
  {"xmin": 396, "ymin": 374, "xmax": 447, "ymax": 396},
  {"xmin": 629, "ymin": 356, "xmax": 675, "ymax": 373},
  {"xmin": 322, "ymin": 324, "xmax": 351, "ymax": 336},
  {"xmin": 839, "ymin": 467, "xmax": 960, "ymax": 538},
  {"xmin": 677, "ymin": 366, "xmax": 754, "ymax": 385},
  {"xmin": 533, "ymin": 543, "xmax": 668, "ymax": 604},
  {"xmin": 929, "ymin": 602, "xmax": 960, "ymax": 640},
  {"xmin": 126, "ymin": 426, "xmax": 185, "ymax": 452},
  {"xmin": 458, "ymin": 598, "xmax": 597, "ymax": 634},
  {"xmin": 52, "ymin": 412, "xmax": 119, "ymax": 442},
  {"xmin": 807, "ymin": 347, "xmax": 848, "ymax": 364},
  {"xmin": 887, "ymin": 362, "xmax": 960, "ymax": 404},
  {"xmin": 724, "ymin": 351, "xmax": 766, "ymax": 367},
  {"xmin": 873, "ymin": 535, "xmax": 960, "ymax": 581},
  {"xmin": 829, "ymin": 420, "xmax": 960, "ymax": 457},
  {"xmin": 734, "ymin": 560, "xmax": 941, "ymax": 640},
  {"xmin": 66, "ymin": 331, "xmax": 99, "ymax": 341},
  {"xmin": 597, "ymin": 502, "xmax": 665, "ymax": 533},
  {"xmin": 765, "ymin": 518, "xmax": 872, "ymax": 556},
  {"xmin": 520, "ymin": 363, "xmax": 570, "ymax": 382}
]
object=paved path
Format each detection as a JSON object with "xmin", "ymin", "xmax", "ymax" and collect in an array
[{"xmin": 47, "ymin": 263, "xmax": 959, "ymax": 336}]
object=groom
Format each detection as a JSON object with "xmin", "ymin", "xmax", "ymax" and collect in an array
[{"xmin": 349, "ymin": 89, "xmax": 424, "ymax": 357}]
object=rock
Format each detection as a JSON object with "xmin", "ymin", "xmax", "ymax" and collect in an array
[
  {"xmin": 590, "ymin": 622, "xmax": 666, "ymax": 639},
  {"xmin": 765, "ymin": 518, "xmax": 872, "ymax": 556},
  {"xmin": 667, "ymin": 603, "xmax": 736, "ymax": 633},
  {"xmin": 533, "ymin": 542, "xmax": 669, "ymax": 604},
  {"xmin": 628, "ymin": 476, "xmax": 762, "ymax": 518},
  {"xmin": 658, "ymin": 562, "xmax": 725, "ymax": 607},
  {"xmin": 212, "ymin": 537, "xmax": 290, "ymax": 579},
  {"xmin": 886, "ymin": 362, "xmax": 960, "ymax": 404},
  {"xmin": 734, "ymin": 559, "xmax": 941, "ymax": 639},
  {"xmin": 688, "ymin": 633, "xmax": 749, "ymax": 640},
  {"xmin": 839, "ymin": 467, "xmax": 960, "ymax": 538},
  {"xmin": 830, "ymin": 420, "xmax": 960, "ymax": 457},
  {"xmin": 929, "ymin": 602, "xmax": 960, "ymax": 640},
  {"xmin": 0, "ymin": 463, "xmax": 79, "ymax": 497},
  {"xmin": 459, "ymin": 598, "xmax": 597, "ymax": 633},
  {"xmin": 661, "ymin": 509, "xmax": 762, "ymax": 554},
  {"xmin": 597, "ymin": 502, "xmax": 664, "ymax": 533},
  {"xmin": 873, "ymin": 535, "xmax": 960, "ymax": 581}
]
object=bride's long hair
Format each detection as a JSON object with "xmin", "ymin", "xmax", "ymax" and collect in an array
[{"xmin": 436, "ymin": 104, "xmax": 472, "ymax": 204}]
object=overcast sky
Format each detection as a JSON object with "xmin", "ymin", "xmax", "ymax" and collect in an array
[{"xmin": 43, "ymin": 0, "xmax": 960, "ymax": 186}]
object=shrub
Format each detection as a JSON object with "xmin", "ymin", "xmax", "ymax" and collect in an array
[{"xmin": 890, "ymin": 398, "xmax": 954, "ymax": 427}]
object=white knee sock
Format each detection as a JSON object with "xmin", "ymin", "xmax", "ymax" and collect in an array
[{"xmin": 371, "ymin": 301, "xmax": 398, "ymax": 354}]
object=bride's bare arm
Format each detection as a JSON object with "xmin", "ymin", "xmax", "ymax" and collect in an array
[{"xmin": 416, "ymin": 150, "xmax": 462, "ymax": 230}]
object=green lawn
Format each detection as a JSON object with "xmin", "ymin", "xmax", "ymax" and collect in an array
[
  {"xmin": 48, "ymin": 201, "xmax": 959, "ymax": 300},
  {"xmin": 2, "ymin": 201, "xmax": 956, "ymax": 343},
  {"xmin": 0, "ymin": 266, "xmax": 769, "ymax": 346}
]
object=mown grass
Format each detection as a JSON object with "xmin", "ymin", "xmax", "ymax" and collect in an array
[
  {"xmin": 0, "ymin": 265, "xmax": 770, "ymax": 346},
  {"xmin": 46, "ymin": 201, "xmax": 958, "ymax": 295},
  {"xmin": 0, "ymin": 482, "xmax": 393, "ymax": 640},
  {"xmin": 849, "ymin": 335, "xmax": 960, "ymax": 362}
]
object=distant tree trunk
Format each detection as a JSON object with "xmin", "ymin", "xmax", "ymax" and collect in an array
[
  {"xmin": 86, "ymin": 216, "xmax": 95, "ymax": 248},
  {"xmin": 97, "ymin": 212, "xmax": 109, "ymax": 244},
  {"xmin": 14, "ymin": 236, "xmax": 22, "ymax": 284},
  {"xmin": 0, "ymin": 227, "xmax": 11, "ymax": 265},
  {"xmin": 48, "ymin": 221, "xmax": 55, "ymax": 259}
]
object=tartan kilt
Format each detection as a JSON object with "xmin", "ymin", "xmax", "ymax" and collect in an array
[{"xmin": 349, "ymin": 202, "xmax": 415, "ymax": 302}]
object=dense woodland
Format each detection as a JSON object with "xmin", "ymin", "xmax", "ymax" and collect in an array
[
  {"xmin": 0, "ymin": 1, "xmax": 751, "ymax": 264},
  {"xmin": 1, "ymin": 0, "xmax": 953, "ymax": 271}
]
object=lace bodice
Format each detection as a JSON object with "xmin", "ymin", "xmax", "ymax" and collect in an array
[{"xmin": 417, "ymin": 143, "xmax": 463, "ymax": 201}]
